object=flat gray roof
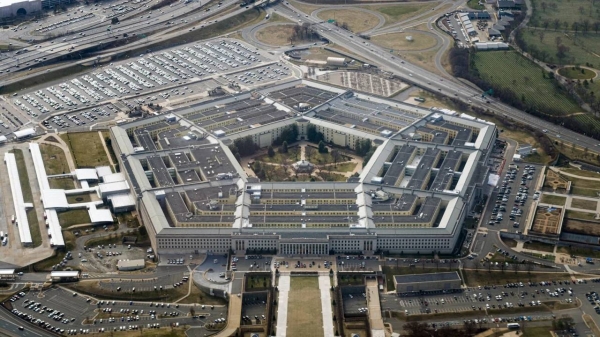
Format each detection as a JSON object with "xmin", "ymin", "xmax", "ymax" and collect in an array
[
  {"xmin": 268, "ymin": 86, "xmax": 337, "ymax": 109},
  {"xmin": 147, "ymin": 155, "xmax": 175, "ymax": 187},
  {"xmin": 383, "ymin": 145, "xmax": 415, "ymax": 186},
  {"xmin": 430, "ymin": 150, "xmax": 463, "ymax": 192},
  {"xmin": 394, "ymin": 271, "xmax": 461, "ymax": 284},
  {"xmin": 406, "ymin": 148, "xmax": 440, "ymax": 190}
]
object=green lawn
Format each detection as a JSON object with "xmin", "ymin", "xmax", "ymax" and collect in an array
[
  {"xmin": 565, "ymin": 210, "xmax": 599, "ymax": 221},
  {"xmin": 287, "ymin": 277, "xmax": 323, "ymax": 337},
  {"xmin": 522, "ymin": 325, "xmax": 553, "ymax": 337},
  {"xmin": 539, "ymin": 194, "xmax": 566, "ymax": 205},
  {"xmin": 40, "ymin": 144, "xmax": 71, "ymax": 175},
  {"xmin": 60, "ymin": 132, "xmax": 111, "ymax": 168},
  {"xmin": 255, "ymin": 147, "xmax": 301, "ymax": 164},
  {"xmin": 49, "ymin": 178, "xmax": 75, "ymax": 190},
  {"xmin": 523, "ymin": 241, "xmax": 555, "ymax": 253},
  {"xmin": 66, "ymin": 193, "xmax": 92, "ymax": 204},
  {"xmin": 10, "ymin": 149, "xmax": 42, "ymax": 247},
  {"xmin": 520, "ymin": 28, "xmax": 600, "ymax": 67},
  {"xmin": 558, "ymin": 67, "xmax": 596, "ymax": 79},
  {"xmin": 58, "ymin": 209, "xmax": 91, "ymax": 228},
  {"xmin": 570, "ymin": 198, "xmax": 597, "ymax": 210},
  {"xmin": 472, "ymin": 51, "xmax": 581, "ymax": 115},
  {"xmin": 562, "ymin": 168, "xmax": 600, "ymax": 178},
  {"xmin": 530, "ymin": 0, "xmax": 600, "ymax": 29},
  {"xmin": 466, "ymin": 0, "xmax": 484, "ymax": 10},
  {"xmin": 366, "ymin": 3, "xmax": 439, "ymax": 26}
]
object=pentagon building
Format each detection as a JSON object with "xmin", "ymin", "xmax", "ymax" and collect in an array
[{"xmin": 109, "ymin": 79, "xmax": 497, "ymax": 256}]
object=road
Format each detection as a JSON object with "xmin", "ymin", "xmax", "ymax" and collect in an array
[
  {"xmin": 264, "ymin": 1, "xmax": 600, "ymax": 155},
  {"xmin": 0, "ymin": 0, "xmax": 244, "ymax": 78}
]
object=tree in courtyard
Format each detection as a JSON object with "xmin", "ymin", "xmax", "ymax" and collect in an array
[
  {"xmin": 267, "ymin": 146, "xmax": 275, "ymax": 157},
  {"xmin": 331, "ymin": 150, "xmax": 341, "ymax": 167},
  {"xmin": 305, "ymin": 145, "xmax": 314, "ymax": 161},
  {"xmin": 318, "ymin": 141, "xmax": 328, "ymax": 154},
  {"xmin": 281, "ymin": 141, "xmax": 288, "ymax": 154}
]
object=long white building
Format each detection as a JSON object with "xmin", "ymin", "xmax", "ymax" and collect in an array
[{"xmin": 110, "ymin": 81, "xmax": 497, "ymax": 257}]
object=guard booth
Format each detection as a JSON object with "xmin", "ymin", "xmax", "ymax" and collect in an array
[
  {"xmin": 50, "ymin": 271, "xmax": 80, "ymax": 283},
  {"xmin": 0, "ymin": 269, "xmax": 16, "ymax": 280}
]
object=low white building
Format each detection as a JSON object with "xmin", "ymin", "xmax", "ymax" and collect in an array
[{"xmin": 117, "ymin": 259, "xmax": 145, "ymax": 271}]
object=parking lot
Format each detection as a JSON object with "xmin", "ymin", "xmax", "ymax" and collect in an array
[
  {"xmin": 7, "ymin": 38, "xmax": 275, "ymax": 123},
  {"xmin": 341, "ymin": 286, "xmax": 368, "ymax": 315},
  {"xmin": 7, "ymin": 285, "xmax": 226, "ymax": 335},
  {"xmin": 482, "ymin": 163, "xmax": 542, "ymax": 233},
  {"xmin": 42, "ymin": 104, "xmax": 121, "ymax": 130},
  {"xmin": 241, "ymin": 292, "xmax": 268, "ymax": 326}
]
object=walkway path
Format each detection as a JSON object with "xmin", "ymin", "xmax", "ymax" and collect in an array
[
  {"xmin": 366, "ymin": 278, "xmax": 386, "ymax": 337},
  {"xmin": 276, "ymin": 274, "xmax": 291, "ymax": 337},
  {"xmin": 318, "ymin": 274, "xmax": 335, "ymax": 337},
  {"xmin": 212, "ymin": 295, "xmax": 242, "ymax": 337}
]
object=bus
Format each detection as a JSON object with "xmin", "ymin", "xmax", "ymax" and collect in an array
[{"xmin": 507, "ymin": 323, "xmax": 520, "ymax": 329}]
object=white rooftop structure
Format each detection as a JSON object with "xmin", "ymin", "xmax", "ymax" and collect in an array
[
  {"xmin": 46, "ymin": 210, "xmax": 64, "ymax": 246},
  {"xmin": 108, "ymin": 193, "xmax": 136, "ymax": 209},
  {"xmin": 4, "ymin": 152, "xmax": 33, "ymax": 245},
  {"xmin": 88, "ymin": 205, "xmax": 114, "ymax": 224},
  {"xmin": 96, "ymin": 166, "xmax": 113, "ymax": 179},
  {"xmin": 75, "ymin": 169, "xmax": 99, "ymax": 181},
  {"xmin": 98, "ymin": 180, "xmax": 130, "ymax": 198},
  {"xmin": 0, "ymin": 269, "xmax": 15, "ymax": 275},
  {"xmin": 13, "ymin": 128, "xmax": 35, "ymax": 139},
  {"xmin": 50, "ymin": 271, "xmax": 80, "ymax": 278},
  {"xmin": 29, "ymin": 143, "xmax": 66, "ymax": 247},
  {"xmin": 40, "ymin": 189, "xmax": 69, "ymax": 209},
  {"xmin": 0, "ymin": 135, "xmax": 7, "ymax": 143},
  {"xmin": 102, "ymin": 172, "xmax": 126, "ymax": 184}
]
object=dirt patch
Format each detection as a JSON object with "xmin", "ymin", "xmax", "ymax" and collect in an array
[
  {"xmin": 544, "ymin": 170, "xmax": 569, "ymax": 190},
  {"xmin": 371, "ymin": 32, "xmax": 437, "ymax": 51},
  {"xmin": 256, "ymin": 24, "xmax": 316, "ymax": 46},
  {"xmin": 316, "ymin": 71, "xmax": 408, "ymax": 96},
  {"xmin": 317, "ymin": 9, "xmax": 380, "ymax": 33},
  {"xmin": 563, "ymin": 218, "xmax": 600, "ymax": 236},
  {"xmin": 531, "ymin": 206, "xmax": 562, "ymax": 236}
]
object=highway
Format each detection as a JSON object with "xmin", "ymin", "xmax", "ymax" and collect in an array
[
  {"xmin": 266, "ymin": 1, "xmax": 600, "ymax": 154},
  {"xmin": 0, "ymin": 0, "xmax": 243, "ymax": 77}
]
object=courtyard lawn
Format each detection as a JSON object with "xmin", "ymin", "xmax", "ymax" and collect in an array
[
  {"xmin": 539, "ymin": 194, "xmax": 566, "ymax": 205},
  {"xmin": 60, "ymin": 132, "xmax": 111, "ymax": 168},
  {"xmin": 570, "ymin": 198, "xmax": 598, "ymax": 210},
  {"xmin": 472, "ymin": 51, "xmax": 581, "ymax": 115},
  {"xmin": 58, "ymin": 209, "xmax": 92, "ymax": 228},
  {"xmin": 49, "ymin": 178, "xmax": 76, "ymax": 190},
  {"xmin": 287, "ymin": 277, "xmax": 323, "ymax": 337},
  {"xmin": 255, "ymin": 147, "xmax": 301, "ymax": 164},
  {"xmin": 558, "ymin": 67, "xmax": 596, "ymax": 80},
  {"xmin": 40, "ymin": 144, "xmax": 71, "ymax": 175}
]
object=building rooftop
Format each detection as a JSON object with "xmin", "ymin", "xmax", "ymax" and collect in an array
[
  {"xmin": 406, "ymin": 148, "xmax": 440, "ymax": 190},
  {"xmin": 382, "ymin": 145, "xmax": 415, "ymax": 186},
  {"xmin": 394, "ymin": 271, "xmax": 461, "ymax": 284}
]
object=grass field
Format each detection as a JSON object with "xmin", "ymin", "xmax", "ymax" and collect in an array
[
  {"xmin": 58, "ymin": 209, "xmax": 91, "ymax": 228},
  {"xmin": 557, "ymin": 246, "xmax": 600, "ymax": 259},
  {"xmin": 366, "ymin": 2, "xmax": 440, "ymax": 26},
  {"xmin": 40, "ymin": 144, "xmax": 71, "ymax": 175},
  {"xmin": 66, "ymin": 193, "xmax": 92, "ymax": 204},
  {"xmin": 472, "ymin": 51, "xmax": 581, "ymax": 115},
  {"xmin": 520, "ymin": 29, "xmax": 600, "ymax": 67},
  {"xmin": 49, "ymin": 178, "xmax": 76, "ymax": 190},
  {"xmin": 570, "ymin": 198, "xmax": 598, "ymax": 210},
  {"xmin": 256, "ymin": 24, "xmax": 317, "ymax": 46},
  {"xmin": 521, "ymin": 325, "xmax": 553, "ymax": 337},
  {"xmin": 287, "ymin": 277, "xmax": 323, "ymax": 337},
  {"xmin": 245, "ymin": 274, "xmax": 271, "ymax": 290},
  {"xmin": 317, "ymin": 9, "xmax": 379, "ymax": 33},
  {"xmin": 399, "ymin": 43, "xmax": 447, "ymax": 77},
  {"xmin": 530, "ymin": 0, "xmax": 599, "ymax": 29},
  {"xmin": 10, "ymin": 149, "xmax": 42, "ymax": 247},
  {"xmin": 539, "ymin": 194, "xmax": 566, "ymax": 205},
  {"xmin": 562, "ymin": 168, "xmax": 600, "ymax": 178},
  {"xmin": 558, "ymin": 67, "xmax": 596, "ymax": 79},
  {"xmin": 325, "ymin": 161, "xmax": 356, "ymax": 172},
  {"xmin": 371, "ymin": 32, "xmax": 437, "ymax": 51},
  {"xmin": 565, "ymin": 210, "xmax": 599, "ymax": 221},
  {"xmin": 566, "ymin": 176, "xmax": 600, "ymax": 197},
  {"xmin": 61, "ymin": 132, "xmax": 111, "ymax": 168},
  {"xmin": 502, "ymin": 238, "xmax": 518, "ymax": 248},
  {"xmin": 523, "ymin": 241, "xmax": 555, "ymax": 253},
  {"xmin": 466, "ymin": 0, "xmax": 484, "ymax": 10}
]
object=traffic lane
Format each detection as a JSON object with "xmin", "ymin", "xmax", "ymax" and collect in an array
[
  {"xmin": 0, "ymin": 308, "xmax": 49, "ymax": 337},
  {"xmin": 0, "ymin": 0, "xmax": 242, "ymax": 73}
]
